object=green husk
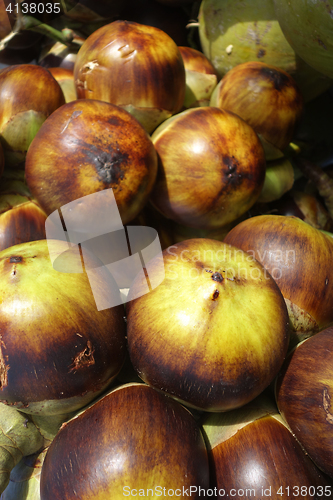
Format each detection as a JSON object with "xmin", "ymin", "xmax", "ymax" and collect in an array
[
  {"xmin": 183, "ymin": 71, "xmax": 218, "ymax": 108},
  {"xmin": 201, "ymin": 392, "xmax": 286, "ymax": 450},
  {"xmin": 257, "ymin": 156, "xmax": 294, "ymax": 203},
  {"xmin": 0, "ymin": 450, "xmax": 45, "ymax": 500},
  {"xmin": 273, "ymin": 0, "xmax": 333, "ymax": 80},
  {"xmin": 0, "ymin": 111, "xmax": 47, "ymax": 168},
  {"xmin": 0, "ymin": 404, "xmax": 44, "ymax": 494},
  {"xmin": 198, "ymin": 0, "xmax": 333, "ymax": 102},
  {"xmin": 0, "ymin": 409, "xmax": 76, "ymax": 498}
]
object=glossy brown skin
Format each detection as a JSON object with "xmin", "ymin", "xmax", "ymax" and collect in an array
[
  {"xmin": 150, "ymin": 106, "xmax": 266, "ymax": 229},
  {"xmin": 0, "ymin": 239, "xmax": 126, "ymax": 415},
  {"xmin": 224, "ymin": 215, "xmax": 333, "ymax": 333},
  {"xmin": 204, "ymin": 414, "xmax": 332, "ymax": 497},
  {"xmin": 25, "ymin": 99, "xmax": 158, "ymax": 224},
  {"xmin": 73, "ymin": 20, "xmax": 185, "ymax": 125},
  {"xmin": 0, "ymin": 0, "xmax": 13, "ymax": 40},
  {"xmin": 48, "ymin": 67, "xmax": 77, "ymax": 103},
  {"xmin": 0, "ymin": 64, "xmax": 65, "ymax": 164},
  {"xmin": 211, "ymin": 61, "xmax": 303, "ymax": 150},
  {"xmin": 0, "ymin": 64, "xmax": 65, "ymax": 126},
  {"xmin": 40, "ymin": 383, "xmax": 210, "ymax": 499},
  {"xmin": 0, "ymin": 172, "xmax": 47, "ymax": 250},
  {"xmin": 276, "ymin": 326, "xmax": 333, "ymax": 479},
  {"xmin": 126, "ymin": 238, "xmax": 289, "ymax": 412},
  {"xmin": 0, "ymin": 199, "xmax": 47, "ymax": 251},
  {"xmin": 179, "ymin": 46, "xmax": 219, "ymax": 76}
]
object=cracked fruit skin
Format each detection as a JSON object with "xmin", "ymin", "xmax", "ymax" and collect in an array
[
  {"xmin": 275, "ymin": 326, "xmax": 333, "ymax": 479},
  {"xmin": 0, "ymin": 239, "xmax": 126, "ymax": 416},
  {"xmin": 126, "ymin": 238, "xmax": 290, "ymax": 412},
  {"xmin": 274, "ymin": 0, "xmax": 333, "ymax": 80},
  {"xmin": 224, "ymin": 215, "xmax": 333, "ymax": 347},
  {"xmin": 210, "ymin": 61, "xmax": 304, "ymax": 151},
  {"xmin": 73, "ymin": 20, "xmax": 186, "ymax": 133},
  {"xmin": 0, "ymin": 64, "xmax": 65, "ymax": 167},
  {"xmin": 150, "ymin": 106, "xmax": 266, "ymax": 230},
  {"xmin": 40, "ymin": 383, "xmax": 210, "ymax": 500},
  {"xmin": 25, "ymin": 99, "xmax": 158, "ymax": 225}
]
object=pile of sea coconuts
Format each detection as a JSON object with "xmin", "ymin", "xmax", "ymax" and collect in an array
[{"xmin": 0, "ymin": 0, "xmax": 333, "ymax": 498}]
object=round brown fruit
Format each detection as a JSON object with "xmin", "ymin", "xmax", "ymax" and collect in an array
[
  {"xmin": 202, "ymin": 393, "xmax": 333, "ymax": 497},
  {"xmin": 0, "ymin": 64, "xmax": 65, "ymax": 167},
  {"xmin": 178, "ymin": 46, "xmax": 219, "ymax": 108},
  {"xmin": 74, "ymin": 20, "xmax": 186, "ymax": 133},
  {"xmin": 0, "ymin": 172, "xmax": 47, "ymax": 251},
  {"xmin": 276, "ymin": 325, "xmax": 333, "ymax": 478},
  {"xmin": 150, "ymin": 106, "xmax": 266, "ymax": 230},
  {"xmin": 40, "ymin": 383, "xmax": 210, "ymax": 499},
  {"xmin": 126, "ymin": 238, "xmax": 290, "ymax": 412},
  {"xmin": 0, "ymin": 239, "xmax": 126, "ymax": 416},
  {"xmin": 25, "ymin": 99, "xmax": 158, "ymax": 225},
  {"xmin": 210, "ymin": 61, "xmax": 304, "ymax": 151},
  {"xmin": 224, "ymin": 214, "xmax": 333, "ymax": 346}
]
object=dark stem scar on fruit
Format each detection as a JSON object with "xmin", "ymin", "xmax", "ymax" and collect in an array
[
  {"xmin": 9, "ymin": 256, "xmax": 22, "ymax": 263},
  {"xmin": 211, "ymin": 272, "xmax": 224, "ymax": 283},
  {"xmin": 259, "ymin": 66, "xmax": 290, "ymax": 91},
  {"xmin": 257, "ymin": 48, "xmax": 266, "ymax": 58},
  {"xmin": 0, "ymin": 337, "xmax": 9, "ymax": 389},
  {"xmin": 217, "ymin": 155, "xmax": 251, "ymax": 196},
  {"xmin": 9, "ymin": 256, "xmax": 23, "ymax": 276},
  {"xmin": 322, "ymin": 387, "xmax": 333, "ymax": 424},
  {"xmin": 224, "ymin": 156, "xmax": 240, "ymax": 181},
  {"xmin": 69, "ymin": 341, "xmax": 95, "ymax": 373},
  {"xmin": 76, "ymin": 140, "xmax": 128, "ymax": 185}
]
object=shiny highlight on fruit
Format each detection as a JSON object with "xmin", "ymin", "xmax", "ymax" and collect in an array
[
  {"xmin": 126, "ymin": 238, "xmax": 289, "ymax": 412},
  {"xmin": 150, "ymin": 106, "xmax": 266, "ymax": 230},
  {"xmin": 74, "ymin": 20, "xmax": 186, "ymax": 133},
  {"xmin": 210, "ymin": 61, "xmax": 303, "ymax": 151}
]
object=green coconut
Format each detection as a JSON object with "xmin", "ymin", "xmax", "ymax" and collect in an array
[
  {"xmin": 198, "ymin": 0, "xmax": 332, "ymax": 102},
  {"xmin": 273, "ymin": 0, "xmax": 333, "ymax": 80}
]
